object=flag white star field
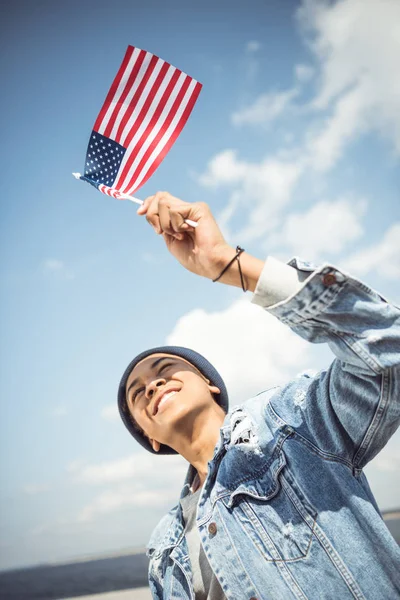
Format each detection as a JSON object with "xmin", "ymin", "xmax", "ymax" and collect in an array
[{"xmin": 79, "ymin": 45, "xmax": 202, "ymax": 199}]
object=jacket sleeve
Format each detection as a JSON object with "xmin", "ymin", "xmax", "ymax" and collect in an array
[{"xmin": 252, "ymin": 257, "xmax": 400, "ymax": 470}]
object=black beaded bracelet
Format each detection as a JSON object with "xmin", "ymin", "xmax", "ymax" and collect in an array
[{"xmin": 212, "ymin": 246, "xmax": 247, "ymax": 292}]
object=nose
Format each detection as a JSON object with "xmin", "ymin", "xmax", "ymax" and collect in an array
[{"xmin": 146, "ymin": 378, "xmax": 166, "ymax": 400}]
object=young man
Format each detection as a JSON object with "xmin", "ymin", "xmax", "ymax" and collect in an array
[{"xmin": 118, "ymin": 192, "xmax": 400, "ymax": 599}]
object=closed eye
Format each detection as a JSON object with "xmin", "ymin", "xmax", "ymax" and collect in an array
[
  {"xmin": 131, "ymin": 362, "xmax": 173, "ymax": 403},
  {"xmin": 132, "ymin": 387, "xmax": 145, "ymax": 402}
]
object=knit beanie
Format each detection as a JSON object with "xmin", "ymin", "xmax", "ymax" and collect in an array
[{"xmin": 117, "ymin": 346, "xmax": 229, "ymax": 454}]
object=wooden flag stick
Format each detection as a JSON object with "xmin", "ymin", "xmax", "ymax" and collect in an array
[{"xmin": 72, "ymin": 173, "xmax": 198, "ymax": 228}]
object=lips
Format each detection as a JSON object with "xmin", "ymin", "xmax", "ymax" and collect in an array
[{"xmin": 153, "ymin": 388, "xmax": 180, "ymax": 415}]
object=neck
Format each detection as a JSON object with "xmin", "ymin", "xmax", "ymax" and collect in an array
[{"xmin": 173, "ymin": 405, "xmax": 225, "ymax": 488}]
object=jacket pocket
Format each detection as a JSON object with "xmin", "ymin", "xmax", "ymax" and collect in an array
[{"xmin": 221, "ymin": 451, "xmax": 317, "ymax": 562}]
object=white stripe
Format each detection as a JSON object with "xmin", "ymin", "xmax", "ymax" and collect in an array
[
  {"xmin": 119, "ymin": 64, "xmax": 176, "ymax": 147},
  {"xmin": 97, "ymin": 47, "xmax": 141, "ymax": 135},
  {"xmin": 125, "ymin": 79, "xmax": 197, "ymax": 194},
  {"xmin": 109, "ymin": 52, "xmax": 157, "ymax": 141},
  {"xmin": 116, "ymin": 72, "xmax": 188, "ymax": 191}
]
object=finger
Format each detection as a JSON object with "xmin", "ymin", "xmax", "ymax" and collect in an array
[
  {"xmin": 145, "ymin": 193, "xmax": 164, "ymax": 234},
  {"xmin": 169, "ymin": 207, "xmax": 193, "ymax": 233},
  {"xmin": 158, "ymin": 196, "xmax": 175, "ymax": 236},
  {"xmin": 137, "ymin": 195, "xmax": 154, "ymax": 215}
]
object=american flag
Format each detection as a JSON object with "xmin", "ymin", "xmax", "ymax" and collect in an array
[{"xmin": 78, "ymin": 45, "xmax": 202, "ymax": 199}]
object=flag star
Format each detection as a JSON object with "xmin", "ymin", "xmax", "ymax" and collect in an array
[
  {"xmin": 107, "ymin": 159, "xmax": 110, "ymax": 163},
  {"xmin": 90, "ymin": 144, "xmax": 93, "ymax": 148},
  {"xmin": 110, "ymin": 150, "xmax": 114, "ymax": 154},
  {"xmin": 102, "ymin": 161, "xmax": 105, "ymax": 165},
  {"xmin": 95, "ymin": 142, "xmax": 98, "ymax": 146},
  {"xmin": 108, "ymin": 143, "xmax": 111, "ymax": 147}
]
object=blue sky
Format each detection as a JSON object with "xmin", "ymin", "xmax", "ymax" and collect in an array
[{"xmin": 1, "ymin": 0, "xmax": 399, "ymax": 570}]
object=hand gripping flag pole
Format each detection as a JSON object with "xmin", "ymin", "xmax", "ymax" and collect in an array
[
  {"xmin": 71, "ymin": 172, "xmax": 197, "ymax": 227},
  {"xmin": 73, "ymin": 45, "xmax": 201, "ymax": 228}
]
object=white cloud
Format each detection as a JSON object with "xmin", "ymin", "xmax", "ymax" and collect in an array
[
  {"xmin": 232, "ymin": 88, "xmax": 298, "ymax": 127},
  {"xmin": 306, "ymin": 85, "xmax": 367, "ymax": 171},
  {"xmin": 23, "ymin": 484, "xmax": 50, "ymax": 495},
  {"xmin": 43, "ymin": 259, "xmax": 74, "ymax": 280},
  {"xmin": 300, "ymin": 0, "xmax": 400, "ymax": 165},
  {"xmin": 72, "ymin": 453, "xmax": 188, "ymax": 522},
  {"xmin": 166, "ymin": 298, "xmax": 329, "ymax": 404},
  {"xmin": 51, "ymin": 405, "xmax": 68, "ymax": 418},
  {"xmin": 77, "ymin": 485, "xmax": 178, "ymax": 522},
  {"xmin": 295, "ymin": 63, "xmax": 315, "ymax": 82},
  {"xmin": 100, "ymin": 404, "xmax": 119, "ymax": 421},
  {"xmin": 343, "ymin": 223, "xmax": 400, "ymax": 280},
  {"xmin": 372, "ymin": 453, "xmax": 400, "ymax": 473},
  {"xmin": 198, "ymin": 0, "xmax": 399, "ymax": 246},
  {"xmin": 69, "ymin": 453, "xmax": 187, "ymax": 486},
  {"xmin": 268, "ymin": 197, "xmax": 367, "ymax": 260},
  {"xmin": 198, "ymin": 149, "xmax": 248, "ymax": 188},
  {"xmin": 246, "ymin": 40, "xmax": 261, "ymax": 53},
  {"xmin": 198, "ymin": 150, "xmax": 303, "ymax": 242},
  {"xmin": 44, "ymin": 259, "xmax": 64, "ymax": 271}
]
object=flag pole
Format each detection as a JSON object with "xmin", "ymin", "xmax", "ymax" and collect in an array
[{"xmin": 72, "ymin": 173, "xmax": 198, "ymax": 228}]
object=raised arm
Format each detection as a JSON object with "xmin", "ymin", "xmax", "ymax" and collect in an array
[{"xmin": 138, "ymin": 192, "xmax": 400, "ymax": 468}]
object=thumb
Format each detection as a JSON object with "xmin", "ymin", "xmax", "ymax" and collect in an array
[{"xmin": 169, "ymin": 202, "xmax": 206, "ymax": 230}]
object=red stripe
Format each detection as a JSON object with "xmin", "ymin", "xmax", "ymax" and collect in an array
[
  {"xmin": 116, "ymin": 75, "xmax": 192, "ymax": 192},
  {"xmin": 115, "ymin": 57, "xmax": 167, "ymax": 144},
  {"xmin": 102, "ymin": 49, "xmax": 147, "ymax": 139},
  {"xmin": 94, "ymin": 46, "xmax": 134, "ymax": 132},
  {"xmin": 130, "ymin": 81, "xmax": 202, "ymax": 193},
  {"xmin": 117, "ymin": 61, "xmax": 173, "ymax": 150},
  {"xmin": 120, "ymin": 68, "xmax": 181, "ymax": 165}
]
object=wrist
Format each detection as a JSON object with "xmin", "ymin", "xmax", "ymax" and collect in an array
[{"xmin": 211, "ymin": 246, "xmax": 264, "ymax": 292}]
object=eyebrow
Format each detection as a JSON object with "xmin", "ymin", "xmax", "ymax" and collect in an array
[{"xmin": 126, "ymin": 357, "xmax": 176, "ymax": 398}]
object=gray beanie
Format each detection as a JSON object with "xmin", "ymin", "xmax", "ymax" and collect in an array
[{"xmin": 117, "ymin": 346, "xmax": 229, "ymax": 454}]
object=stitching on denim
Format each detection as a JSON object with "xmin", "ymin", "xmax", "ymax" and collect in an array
[
  {"xmin": 215, "ymin": 501, "xmax": 263, "ymax": 599},
  {"xmin": 289, "ymin": 431, "xmax": 354, "ymax": 471},
  {"xmin": 353, "ymin": 370, "xmax": 389, "ymax": 469},
  {"xmin": 242, "ymin": 500, "xmax": 310, "ymax": 598},
  {"xmin": 277, "ymin": 280, "xmax": 344, "ymax": 325},
  {"xmin": 311, "ymin": 522, "xmax": 366, "ymax": 599},
  {"xmin": 267, "ymin": 399, "xmax": 354, "ymax": 469},
  {"xmin": 170, "ymin": 552, "xmax": 194, "ymax": 600}
]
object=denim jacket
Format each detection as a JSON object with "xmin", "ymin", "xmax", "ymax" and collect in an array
[{"xmin": 146, "ymin": 260, "xmax": 400, "ymax": 600}]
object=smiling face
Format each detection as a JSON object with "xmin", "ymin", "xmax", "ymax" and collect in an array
[{"xmin": 125, "ymin": 353, "xmax": 221, "ymax": 452}]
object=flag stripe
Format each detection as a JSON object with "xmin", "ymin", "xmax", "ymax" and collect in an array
[
  {"xmin": 116, "ymin": 68, "xmax": 181, "ymax": 178},
  {"xmin": 116, "ymin": 73, "xmax": 191, "ymax": 191},
  {"xmin": 123, "ymin": 77, "xmax": 197, "ymax": 195},
  {"xmin": 118, "ymin": 62, "xmax": 175, "ymax": 149},
  {"xmin": 99, "ymin": 184, "xmax": 123, "ymax": 199},
  {"xmin": 129, "ymin": 80, "xmax": 203, "ymax": 194},
  {"xmin": 102, "ymin": 49, "xmax": 148, "ymax": 139},
  {"xmin": 115, "ymin": 57, "xmax": 167, "ymax": 144},
  {"xmin": 94, "ymin": 46, "xmax": 136, "ymax": 133}
]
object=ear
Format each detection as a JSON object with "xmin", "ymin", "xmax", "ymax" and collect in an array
[
  {"xmin": 208, "ymin": 384, "xmax": 221, "ymax": 396},
  {"xmin": 151, "ymin": 439, "xmax": 161, "ymax": 453}
]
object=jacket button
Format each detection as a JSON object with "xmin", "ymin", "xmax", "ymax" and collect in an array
[
  {"xmin": 208, "ymin": 522, "xmax": 217, "ymax": 535},
  {"xmin": 322, "ymin": 273, "xmax": 337, "ymax": 286}
]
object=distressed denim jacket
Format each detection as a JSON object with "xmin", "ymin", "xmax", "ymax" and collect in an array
[{"xmin": 146, "ymin": 260, "xmax": 400, "ymax": 600}]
